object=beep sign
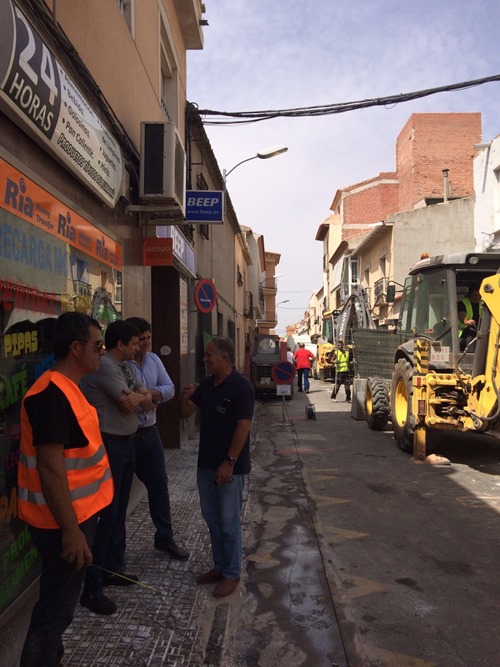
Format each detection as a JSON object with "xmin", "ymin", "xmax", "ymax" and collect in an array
[{"xmin": 185, "ymin": 191, "xmax": 223, "ymax": 224}]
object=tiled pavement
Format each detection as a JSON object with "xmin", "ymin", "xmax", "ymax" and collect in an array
[{"xmin": 62, "ymin": 437, "xmax": 219, "ymax": 666}]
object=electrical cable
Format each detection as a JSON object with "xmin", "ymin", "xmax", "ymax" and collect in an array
[{"xmin": 194, "ymin": 73, "xmax": 500, "ymax": 125}]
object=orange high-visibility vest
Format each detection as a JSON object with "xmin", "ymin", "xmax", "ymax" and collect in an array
[{"xmin": 18, "ymin": 370, "xmax": 113, "ymax": 529}]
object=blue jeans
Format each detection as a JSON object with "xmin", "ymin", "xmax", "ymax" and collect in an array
[
  {"xmin": 83, "ymin": 433, "xmax": 135, "ymax": 596},
  {"xmin": 197, "ymin": 468, "xmax": 245, "ymax": 579},
  {"xmin": 297, "ymin": 368, "xmax": 310, "ymax": 391},
  {"xmin": 20, "ymin": 516, "xmax": 97, "ymax": 667},
  {"xmin": 114, "ymin": 426, "xmax": 173, "ymax": 560}
]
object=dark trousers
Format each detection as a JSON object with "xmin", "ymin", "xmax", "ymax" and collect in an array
[
  {"xmin": 331, "ymin": 372, "xmax": 351, "ymax": 400},
  {"xmin": 297, "ymin": 368, "xmax": 309, "ymax": 391},
  {"xmin": 83, "ymin": 433, "xmax": 135, "ymax": 596},
  {"xmin": 114, "ymin": 425, "xmax": 174, "ymax": 561},
  {"xmin": 20, "ymin": 516, "xmax": 97, "ymax": 667},
  {"xmin": 459, "ymin": 327, "xmax": 477, "ymax": 351}
]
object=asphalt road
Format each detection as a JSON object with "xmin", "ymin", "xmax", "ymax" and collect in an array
[{"xmin": 223, "ymin": 377, "xmax": 500, "ymax": 667}]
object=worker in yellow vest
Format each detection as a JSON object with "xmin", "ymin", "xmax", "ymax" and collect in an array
[
  {"xmin": 330, "ymin": 340, "xmax": 352, "ymax": 402},
  {"xmin": 458, "ymin": 286, "xmax": 482, "ymax": 351},
  {"xmin": 18, "ymin": 312, "xmax": 113, "ymax": 667}
]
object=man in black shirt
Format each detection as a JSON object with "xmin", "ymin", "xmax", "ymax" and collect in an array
[{"xmin": 179, "ymin": 337, "xmax": 254, "ymax": 599}]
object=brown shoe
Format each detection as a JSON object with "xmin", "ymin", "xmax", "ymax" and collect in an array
[
  {"xmin": 196, "ymin": 569, "xmax": 223, "ymax": 584},
  {"xmin": 213, "ymin": 577, "xmax": 240, "ymax": 598}
]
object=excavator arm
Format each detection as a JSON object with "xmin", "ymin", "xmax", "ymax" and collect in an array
[{"xmin": 334, "ymin": 286, "xmax": 376, "ymax": 343}]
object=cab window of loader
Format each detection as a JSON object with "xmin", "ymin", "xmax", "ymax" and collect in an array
[{"xmin": 406, "ymin": 270, "xmax": 450, "ymax": 341}]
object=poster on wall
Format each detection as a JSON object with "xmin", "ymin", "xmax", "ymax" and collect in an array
[{"xmin": 0, "ymin": 157, "xmax": 123, "ymax": 617}]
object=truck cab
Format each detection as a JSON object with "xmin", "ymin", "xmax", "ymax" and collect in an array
[{"xmin": 247, "ymin": 334, "xmax": 285, "ymax": 397}]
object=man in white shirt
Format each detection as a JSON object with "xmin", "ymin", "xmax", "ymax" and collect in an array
[{"xmin": 124, "ymin": 317, "xmax": 189, "ymax": 561}]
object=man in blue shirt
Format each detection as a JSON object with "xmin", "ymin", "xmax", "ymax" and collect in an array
[
  {"xmin": 180, "ymin": 337, "xmax": 254, "ymax": 598},
  {"xmin": 123, "ymin": 317, "xmax": 189, "ymax": 561}
]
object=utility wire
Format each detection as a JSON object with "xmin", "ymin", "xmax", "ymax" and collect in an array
[{"xmin": 195, "ymin": 73, "xmax": 500, "ymax": 125}]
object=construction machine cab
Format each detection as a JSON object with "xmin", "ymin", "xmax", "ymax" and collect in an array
[{"xmin": 397, "ymin": 252, "xmax": 500, "ymax": 372}]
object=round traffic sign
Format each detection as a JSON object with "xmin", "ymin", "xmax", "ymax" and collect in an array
[
  {"xmin": 271, "ymin": 360, "xmax": 296, "ymax": 384},
  {"xmin": 194, "ymin": 279, "xmax": 217, "ymax": 314}
]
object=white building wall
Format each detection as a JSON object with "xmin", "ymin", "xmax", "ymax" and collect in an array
[{"xmin": 474, "ymin": 137, "xmax": 500, "ymax": 251}]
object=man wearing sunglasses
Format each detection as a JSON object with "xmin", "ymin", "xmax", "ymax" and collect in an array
[
  {"xmin": 80, "ymin": 320, "xmax": 154, "ymax": 615},
  {"xmin": 18, "ymin": 312, "xmax": 113, "ymax": 666},
  {"xmin": 123, "ymin": 317, "xmax": 189, "ymax": 561}
]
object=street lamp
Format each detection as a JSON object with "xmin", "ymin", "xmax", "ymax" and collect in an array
[
  {"xmin": 260, "ymin": 273, "xmax": 283, "ymax": 290},
  {"xmin": 223, "ymin": 145, "xmax": 288, "ymax": 182},
  {"xmin": 276, "ymin": 300, "xmax": 290, "ymax": 306}
]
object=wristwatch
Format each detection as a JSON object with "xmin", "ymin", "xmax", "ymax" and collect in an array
[{"xmin": 225, "ymin": 455, "xmax": 237, "ymax": 465}]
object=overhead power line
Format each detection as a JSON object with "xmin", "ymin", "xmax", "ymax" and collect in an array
[{"xmin": 195, "ymin": 73, "xmax": 500, "ymax": 125}]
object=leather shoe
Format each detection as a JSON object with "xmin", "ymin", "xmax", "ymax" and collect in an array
[
  {"xmin": 196, "ymin": 569, "xmax": 223, "ymax": 584},
  {"xmin": 154, "ymin": 540, "xmax": 190, "ymax": 560},
  {"xmin": 213, "ymin": 577, "xmax": 240, "ymax": 598},
  {"xmin": 103, "ymin": 572, "xmax": 139, "ymax": 586},
  {"xmin": 80, "ymin": 593, "xmax": 117, "ymax": 615}
]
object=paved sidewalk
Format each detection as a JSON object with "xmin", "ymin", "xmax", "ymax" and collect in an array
[
  {"xmin": 61, "ymin": 384, "xmax": 346, "ymax": 667},
  {"xmin": 63, "ymin": 437, "xmax": 219, "ymax": 666}
]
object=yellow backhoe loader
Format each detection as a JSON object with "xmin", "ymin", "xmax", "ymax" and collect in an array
[{"xmin": 353, "ymin": 252, "xmax": 500, "ymax": 462}]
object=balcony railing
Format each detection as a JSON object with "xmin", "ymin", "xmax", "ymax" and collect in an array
[{"xmin": 374, "ymin": 277, "xmax": 388, "ymax": 301}]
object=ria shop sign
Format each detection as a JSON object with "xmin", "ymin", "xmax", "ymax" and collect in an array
[
  {"xmin": 0, "ymin": 0, "xmax": 124, "ymax": 207},
  {"xmin": 185, "ymin": 191, "xmax": 223, "ymax": 224}
]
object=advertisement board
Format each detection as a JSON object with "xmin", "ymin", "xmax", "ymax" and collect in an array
[{"xmin": 0, "ymin": 0, "xmax": 124, "ymax": 207}]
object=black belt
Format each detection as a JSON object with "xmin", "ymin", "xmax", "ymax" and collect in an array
[{"xmin": 101, "ymin": 432, "xmax": 136, "ymax": 441}]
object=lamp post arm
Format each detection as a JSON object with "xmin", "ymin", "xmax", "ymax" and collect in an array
[{"xmin": 224, "ymin": 155, "xmax": 258, "ymax": 181}]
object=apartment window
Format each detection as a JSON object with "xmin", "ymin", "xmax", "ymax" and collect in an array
[
  {"xmin": 379, "ymin": 255, "xmax": 387, "ymax": 278},
  {"xmin": 160, "ymin": 20, "xmax": 179, "ymax": 125},
  {"xmin": 117, "ymin": 0, "xmax": 133, "ymax": 33},
  {"xmin": 228, "ymin": 319, "xmax": 235, "ymax": 343},
  {"xmin": 350, "ymin": 257, "xmax": 358, "ymax": 285}
]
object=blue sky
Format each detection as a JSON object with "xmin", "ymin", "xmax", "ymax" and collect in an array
[{"xmin": 187, "ymin": 0, "xmax": 500, "ymax": 334}]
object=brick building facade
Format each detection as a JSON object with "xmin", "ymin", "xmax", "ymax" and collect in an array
[{"xmin": 397, "ymin": 112, "xmax": 481, "ymax": 211}]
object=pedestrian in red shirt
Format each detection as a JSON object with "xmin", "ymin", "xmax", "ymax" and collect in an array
[{"xmin": 293, "ymin": 344, "xmax": 315, "ymax": 393}]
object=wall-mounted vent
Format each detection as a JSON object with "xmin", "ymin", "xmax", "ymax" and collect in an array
[{"xmin": 139, "ymin": 121, "xmax": 186, "ymax": 215}]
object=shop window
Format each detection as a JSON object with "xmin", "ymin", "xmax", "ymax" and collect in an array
[{"xmin": 115, "ymin": 271, "xmax": 122, "ymax": 305}]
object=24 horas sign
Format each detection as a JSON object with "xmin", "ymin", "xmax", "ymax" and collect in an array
[{"xmin": 0, "ymin": 0, "xmax": 124, "ymax": 207}]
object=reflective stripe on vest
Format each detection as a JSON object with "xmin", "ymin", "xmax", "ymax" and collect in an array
[
  {"xmin": 18, "ymin": 370, "xmax": 113, "ymax": 529},
  {"xmin": 19, "ymin": 443, "xmax": 108, "ymax": 472},
  {"xmin": 18, "ymin": 465, "xmax": 112, "ymax": 505},
  {"xmin": 336, "ymin": 350, "xmax": 349, "ymax": 372}
]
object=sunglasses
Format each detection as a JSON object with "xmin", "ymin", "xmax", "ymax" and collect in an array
[{"xmin": 78, "ymin": 340, "xmax": 105, "ymax": 352}]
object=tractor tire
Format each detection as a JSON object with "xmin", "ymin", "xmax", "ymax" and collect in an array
[
  {"xmin": 365, "ymin": 377, "xmax": 390, "ymax": 431},
  {"xmin": 390, "ymin": 359, "xmax": 414, "ymax": 452}
]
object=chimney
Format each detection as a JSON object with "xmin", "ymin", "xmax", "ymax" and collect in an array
[{"xmin": 442, "ymin": 168, "xmax": 449, "ymax": 202}]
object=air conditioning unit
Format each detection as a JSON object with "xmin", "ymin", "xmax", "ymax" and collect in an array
[{"xmin": 139, "ymin": 121, "xmax": 186, "ymax": 215}]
